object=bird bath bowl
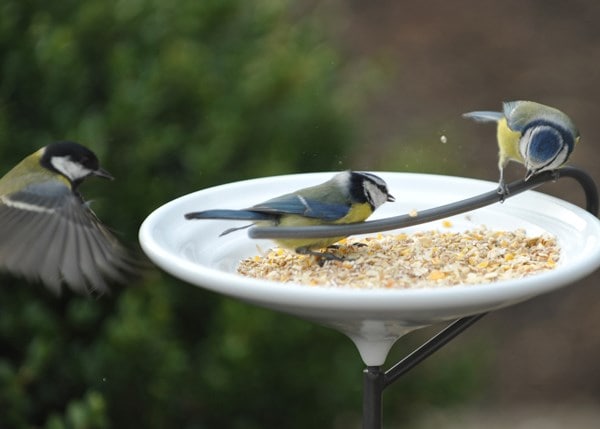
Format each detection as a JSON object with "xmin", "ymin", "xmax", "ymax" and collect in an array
[{"xmin": 139, "ymin": 172, "xmax": 600, "ymax": 366}]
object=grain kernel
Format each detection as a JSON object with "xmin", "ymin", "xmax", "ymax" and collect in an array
[{"xmin": 427, "ymin": 270, "xmax": 447, "ymax": 280}]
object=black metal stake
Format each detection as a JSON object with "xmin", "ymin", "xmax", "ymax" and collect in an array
[
  {"xmin": 384, "ymin": 314, "xmax": 486, "ymax": 388},
  {"xmin": 362, "ymin": 314, "xmax": 487, "ymax": 429},
  {"xmin": 250, "ymin": 167, "xmax": 599, "ymax": 429},
  {"xmin": 363, "ymin": 366, "xmax": 385, "ymax": 429}
]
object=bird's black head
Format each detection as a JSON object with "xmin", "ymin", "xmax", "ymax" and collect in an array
[{"xmin": 40, "ymin": 141, "xmax": 113, "ymax": 186}]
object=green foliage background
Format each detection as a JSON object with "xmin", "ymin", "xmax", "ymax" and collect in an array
[{"xmin": 0, "ymin": 1, "xmax": 484, "ymax": 428}]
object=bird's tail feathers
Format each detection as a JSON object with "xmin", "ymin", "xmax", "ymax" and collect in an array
[
  {"xmin": 462, "ymin": 111, "xmax": 503, "ymax": 122},
  {"xmin": 184, "ymin": 209, "xmax": 271, "ymax": 221}
]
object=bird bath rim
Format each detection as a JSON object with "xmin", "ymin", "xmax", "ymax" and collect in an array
[{"xmin": 139, "ymin": 172, "xmax": 600, "ymax": 365}]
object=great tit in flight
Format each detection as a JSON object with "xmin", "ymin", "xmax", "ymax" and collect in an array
[{"xmin": 0, "ymin": 141, "xmax": 141, "ymax": 294}]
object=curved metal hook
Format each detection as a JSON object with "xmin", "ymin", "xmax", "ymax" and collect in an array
[{"xmin": 248, "ymin": 166, "xmax": 598, "ymax": 241}]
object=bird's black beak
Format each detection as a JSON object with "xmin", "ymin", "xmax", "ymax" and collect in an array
[
  {"xmin": 387, "ymin": 194, "xmax": 396, "ymax": 202},
  {"xmin": 93, "ymin": 167, "xmax": 114, "ymax": 180}
]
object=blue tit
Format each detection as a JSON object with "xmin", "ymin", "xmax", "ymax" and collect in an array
[
  {"xmin": 0, "ymin": 141, "xmax": 141, "ymax": 295},
  {"xmin": 463, "ymin": 100, "xmax": 580, "ymax": 194},
  {"xmin": 185, "ymin": 171, "xmax": 395, "ymax": 258}
]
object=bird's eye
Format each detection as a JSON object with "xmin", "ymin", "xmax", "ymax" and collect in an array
[{"xmin": 79, "ymin": 156, "xmax": 91, "ymax": 167}]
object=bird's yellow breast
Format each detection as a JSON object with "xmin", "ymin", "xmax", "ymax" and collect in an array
[
  {"xmin": 335, "ymin": 202, "xmax": 373, "ymax": 224},
  {"xmin": 497, "ymin": 118, "xmax": 523, "ymax": 166}
]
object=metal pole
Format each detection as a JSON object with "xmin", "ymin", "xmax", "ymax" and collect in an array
[
  {"xmin": 363, "ymin": 366, "xmax": 384, "ymax": 429},
  {"xmin": 384, "ymin": 314, "xmax": 486, "ymax": 387},
  {"xmin": 558, "ymin": 166, "xmax": 599, "ymax": 215},
  {"xmin": 359, "ymin": 315, "xmax": 485, "ymax": 429}
]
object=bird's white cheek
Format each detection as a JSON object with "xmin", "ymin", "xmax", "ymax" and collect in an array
[
  {"xmin": 549, "ymin": 145, "xmax": 570, "ymax": 170},
  {"xmin": 363, "ymin": 182, "xmax": 388, "ymax": 209},
  {"xmin": 51, "ymin": 156, "xmax": 92, "ymax": 181}
]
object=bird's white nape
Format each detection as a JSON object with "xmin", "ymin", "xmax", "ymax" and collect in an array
[{"xmin": 51, "ymin": 155, "xmax": 93, "ymax": 182}]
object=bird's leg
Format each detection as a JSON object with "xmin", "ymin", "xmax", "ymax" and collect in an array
[{"xmin": 497, "ymin": 168, "xmax": 509, "ymax": 202}]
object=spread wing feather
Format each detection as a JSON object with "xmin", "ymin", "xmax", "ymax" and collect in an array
[{"xmin": 0, "ymin": 179, "xmax": 140, "ymax": 294}]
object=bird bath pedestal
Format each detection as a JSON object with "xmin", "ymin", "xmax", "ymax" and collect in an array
[{"xmin": 139, "ymin": 171, "xmax": 600, "ymax": 429}]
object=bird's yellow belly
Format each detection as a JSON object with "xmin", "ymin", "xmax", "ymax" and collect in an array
[{"xmin": 267, "ymin": 203, "xmax": 374, "ymax": 251}]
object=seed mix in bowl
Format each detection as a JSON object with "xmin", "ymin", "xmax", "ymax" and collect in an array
[{"xmin": 237, "ymin": 225, "xmax": 560, "ymax": 289}]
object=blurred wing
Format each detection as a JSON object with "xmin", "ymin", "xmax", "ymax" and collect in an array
[
  {"xmin": 252, "ymin": 193, "xmax": 350, "ymax": 221},
  {"xmin": 462, "ymin": 111, "xmax": 504, "ymax": 123},
  {"xmin": 0, "ymin": 180, "xmax": 140, "ymax": 295}
]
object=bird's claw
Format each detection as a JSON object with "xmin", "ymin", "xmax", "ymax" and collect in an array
[
  {"xmin": 296, "ymin": 247, "xmax": 344, "ymax": 266},
  {"xmin": 497, "ymin": 182, "xmax": 510, "ymax": 203}
]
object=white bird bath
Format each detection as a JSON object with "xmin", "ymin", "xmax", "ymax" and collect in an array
[{"xmin": 139, "ymin": 172, "xmax": 600, "ymax": 366}]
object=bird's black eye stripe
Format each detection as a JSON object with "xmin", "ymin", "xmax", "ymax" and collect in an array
[
  {"xmin": 363, "ymin": 187, "xmax": 373, "ymax": 207},
  {"xmin": 364, "ymin": 176, "xmax": 389, "ymax": 197},
  {"xmin": 375, "ymin": 183, "xmax": 388, "ymax": 194}
]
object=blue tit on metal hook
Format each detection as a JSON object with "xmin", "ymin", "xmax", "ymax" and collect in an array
[
  {"xmin": 463, "ymin": 100, "xmax": 580, "ymax": 195},
  {"xmin": 0, "ymin": 141, "xmax": 142, "ymax": 295},
  {"xmin": 185, "ymin": 171, "xmax": 395, "ymax": 259}
]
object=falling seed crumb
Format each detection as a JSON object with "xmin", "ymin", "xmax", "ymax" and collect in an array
[{"xmin": 237, "ymin": 227, "xmax": 560, "ymax": 289}]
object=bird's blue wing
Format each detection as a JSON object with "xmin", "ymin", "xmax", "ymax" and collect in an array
[{"xmin": 252, "ymin": 193, "xmax": 350, "ymax": 221}]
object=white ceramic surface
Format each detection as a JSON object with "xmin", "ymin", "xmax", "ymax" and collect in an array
[{"xmin": 139, "ymin": 172, "xmax": 600, "ymax": 365}]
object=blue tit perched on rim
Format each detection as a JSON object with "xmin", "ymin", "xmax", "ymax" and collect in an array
[
  {"xmin": 185, "ymin": 171, "xmax": 395, "ymax": 259},
  {"xmin": 0, "ymin": 141, "xmax": 141, "ymax": 295},
  {"xmin": 463, "ymin": 100, "xmax": 580, "ymax": 195}
]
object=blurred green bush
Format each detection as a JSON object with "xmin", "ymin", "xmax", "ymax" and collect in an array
[{"xmin": 0, "ymin": 1, "xmax": 484, "ymax": 428}]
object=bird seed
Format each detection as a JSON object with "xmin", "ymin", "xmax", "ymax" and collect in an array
[{"xmin": 237, "ymin": 227, "xmax": 559, "ymax": 289}]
